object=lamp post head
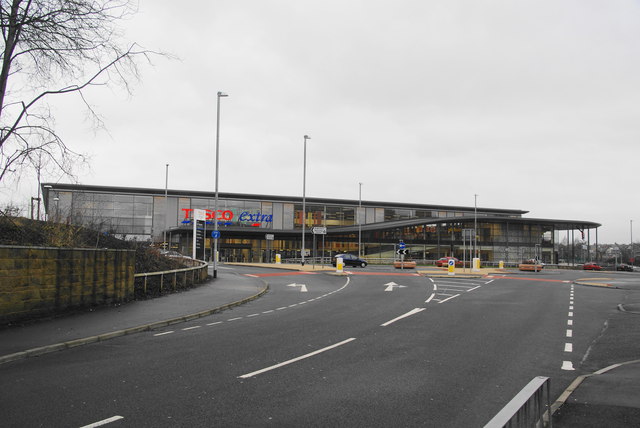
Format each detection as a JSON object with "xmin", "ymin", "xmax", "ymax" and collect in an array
[
  {"xmin": 304, "ymin": 135, "xmax": 311, "ymax": 140},
  {"xmin": 218, "ymin": 91, "xmax": 228, "ymax": 97}
]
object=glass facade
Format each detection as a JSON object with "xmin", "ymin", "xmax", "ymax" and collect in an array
[{"xmin": 42, "ymin": 184, "xmax": 599, "ymax": 264}]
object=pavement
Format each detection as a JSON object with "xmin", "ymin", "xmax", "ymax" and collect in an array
[{"xmin": 1, "ymin": 262, "xmax": 638, "ymax": 427}]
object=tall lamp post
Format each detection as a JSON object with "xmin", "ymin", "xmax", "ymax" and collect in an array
[
  {"xmin": 631, "ymin": 219, "xmax": 634, "ymax": 264},
  {"xmin": 213, "ymin": 91, "xmax": 228, "ymax": 278},
  {"xmin": 302, "ymin": 135, "xmax": 310, "ymax": 266},
  {"xmin": 163, "ymin": 163, "xmax": 169, "ymax": 249},
  {"xmin": 474, "ymin": 194, "xmax": 478, "ymax": 259},
  {"xmin": 358, "ymin": 182, "xmax": 363, "ymax": 257}
]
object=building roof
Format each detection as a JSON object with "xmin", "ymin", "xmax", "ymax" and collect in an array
[{"xmin": 41, "ymin": 183, "xmax": 529, "ymax": 216}]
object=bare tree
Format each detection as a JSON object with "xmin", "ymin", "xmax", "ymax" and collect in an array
[{"xmin": 0, "ymin": 0, "xmax": 157, "ymax": 183}]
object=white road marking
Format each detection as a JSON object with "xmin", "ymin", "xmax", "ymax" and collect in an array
[
  {"xmin": 568, "ymin": 319, "xmax": 573, "ymax": 326},
  {"xmin": 80, "ymin": 416, "xmax": 124, "ymax": 428},
  {"xmin": 485, "ymin": 279, "xmax": 495, "ymax": 284},
  {"xmin": 562, "ymin": 361, "xmax": 575, "ymax": 371},
  {"xmin": 564, "ymin": 343, "xmax": 573, "ymax": 352},
  {"xmin": 569, "ymin": 305, "xmax": 574, "ymax": 310},
  {"xmin": 381, "ymin": 308, "xmax": 426, "ymax": 327},
  {"xmin": 467, "ymin": 286, "xmax": 481, "ymax": 292},
  {"xmin": 425, "ymin": 293, "xmax": 436, "ymax": 303},
  {"xmin": 568, "ymin": 312, "xmax": 574, "ymax": 317},
  {"xmin": 566, "ymin": 329, "xmax": 573, "ymax": 338},
  {"xmin": 239, "ymin": 338, "xmax": 357, "ymax": 379},
  {"xmin": 276, "ymin": 307, "xmax": 287, "ymax": 310},
  {"xmin": 154, "ymin": 331, "xmax": 174, "ymax": 336},
  {"xmin": 207, "ymin": 321, "xmax": 223, "ymax": 326},
  {"xmin": 228, "ymin": 317, "xmax": 242, "ymax": 321},
  {"xmin": 262, "ymin": 310, "xmax": 274, "ymax": 314},
  {"xmin": 182, "ymin": 326, "xmax": 201, "ymax": 331},
  {"xmin": 247, "ymin": 314, "xmax": 260, "ymax": 318},
  {"xmin": 438, "ymin": 294, "xmax": 460, "ymax": 304}
]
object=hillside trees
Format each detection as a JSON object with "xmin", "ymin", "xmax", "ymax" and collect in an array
[{"xmin": 0, "ymin": 0, "xmax": 156, "ymax": 185}]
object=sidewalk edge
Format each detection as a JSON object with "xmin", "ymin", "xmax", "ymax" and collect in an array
[{"xmin": 0, "ymin": 283, "xmax": 269, "ymax": 365}]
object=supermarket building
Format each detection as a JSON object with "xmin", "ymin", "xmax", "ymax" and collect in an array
[{"xmin": 41, "ymin": 183, "xmax": 601, "ymax": 265}]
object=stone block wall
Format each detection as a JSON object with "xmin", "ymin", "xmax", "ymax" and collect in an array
[{"xmin": 0, "ymin": 246, "xmax": 135, "ymax": 324}]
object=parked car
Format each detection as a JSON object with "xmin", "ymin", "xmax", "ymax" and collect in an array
[
  {"xmin": 332, "ymin": 253, "xmax": 368, "ymax": 268},
  {"xmin": 583, "ymin": 262, "xmax": 603, "ymax": 271},
  {"xmin": 435, "ymin": 257, "xmax": 462, "ymax": 267},
  {"xmin": 616, "ymin": 264, "xmax": 634, "ymax": 272}
]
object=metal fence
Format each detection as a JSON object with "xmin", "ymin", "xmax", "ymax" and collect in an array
[
  {"xmin": 484, "ymin": 376, "xmax": 552, "ymax": 428},
  {"xmin": 133, "ymin": 259, "xmax": 209, "ymax": 297}
]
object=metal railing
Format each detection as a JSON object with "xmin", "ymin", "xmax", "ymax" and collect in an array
[
  {"xmin": 484, "ymin": 376, "xmax": 552, "ymax": 428},
  {"xmin": 134, "ymin": 259, "xmax": 209, "ymax": 297}
]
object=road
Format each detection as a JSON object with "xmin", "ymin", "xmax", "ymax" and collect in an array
[{"xmin": 1, "ymin": 266, "xmax": 637, "ymax": 427}]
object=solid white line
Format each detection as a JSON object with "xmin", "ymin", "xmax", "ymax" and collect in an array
[
  {"xmin": 485, "ymin": 279, "xmax": 495, "ymax": 284},
  {"xmin": 80, "ymin": 416, "xmax": 124, "ymax": 428},
  {"xmin": 381, "ymin": 308, "xmax": 426, "ymax": 327},
  {"xmin": 207, "ymin": 321, "xmax": 223, "ymax": 326},
  {"xmin": 429, "ymin": 278, "xmax": 435, "ymax": 283},
  {"xmin": 467, "ymin": 285, "xmax": 481, "ymax": 292},
  {"xmin": 438, "ymin": 294, "xmax": 460, "ymax": 304},
  {"xmin": 433, "ymin": 284, "xmax": 438, "ymax": 290},
  {"xmin": 562, "ymin": 361, "xmax": 575, "ymax": 371},
  {"xmin": 238, "ymin": 338, "xmax": 357, "ymax": 379},
  {"xmin": 154, "ymin": 331, "xmax": 174, "ymax": 337},
  {"xmin": 182, "ymin": 326, "xmax": 201, "ymax": 331},
  {"xmin": 425, "ymin": 293, "xmax": 436, "ymax": 303},
  {"xmin": 564, "ymin": 343, "xmax": 573, "ymax": 352}
]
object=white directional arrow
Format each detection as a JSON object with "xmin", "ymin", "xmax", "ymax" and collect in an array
[
  {"xmin": 384, "ymin": 282, "xmax": 407, "ymax": 292},
  {"xmin": 287, "ymin": 283, "xmax": 308, "ymax": 292}
]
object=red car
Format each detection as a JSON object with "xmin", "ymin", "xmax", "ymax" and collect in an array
[
  {"xmin": 436, "ymin": 257, "xmax": 462, "ymax": 267},
  {"xmin": 583, "ymin": 262, "xmax": 603, "ymax": 271}
]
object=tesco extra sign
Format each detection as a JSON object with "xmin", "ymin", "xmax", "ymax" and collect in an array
[{"xmin": 181, "ymin": 208, "xmax": 272, "ymax": 227}]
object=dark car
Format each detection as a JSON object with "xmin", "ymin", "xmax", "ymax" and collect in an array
[
  {"xmin": 435, "ymin": 257, "xmax": 462, "ymax": 267},
  {"xmin": 583, "ymin": 262, "xmax": 603, "ymax": 271},
  {"xmin": 332, "ymin": 253, "xmax": 368, "ymax": 268},
  {"xmin": 616, "ymin": 264, "xmax": 634, "ymax": 272}
]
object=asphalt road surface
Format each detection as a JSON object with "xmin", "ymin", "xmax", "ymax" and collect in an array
[{"xmin": 1, "ymin": 266, "xmax": 636, "ymax": 427}]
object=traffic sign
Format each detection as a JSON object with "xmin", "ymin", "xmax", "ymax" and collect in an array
[
  {"xmin": 312, "ymin": 227, "xmax": 327, "ymax": 235},
  {"xmin": 398, "ymin": 242, "xmax": 406, "ymax": 249},
  {"xmin": 211, "ymin": 230, "xmax": 220, "ymax": 239},
  {"xmin": 447, "ymin": 259, "xmax": 455, "ymax": 267},
  {"xmin": 397, "ymin": 249, "xmax": 408, "ymax": 255}
]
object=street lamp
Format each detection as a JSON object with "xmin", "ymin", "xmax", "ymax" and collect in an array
[
  {"xmin": 358, "ymin": 182, "xmax": 363, "ymax": 257},
  {"xmin": 213, "ymin": 91, "xmax": 228, "ymax": 279},
  {"xmin": 163, "ymin": 163, "xmax": 169, "ymax": 249},
  {"xmin": 302, "ymin": 135, "xmax": 310, "ymax": 266},
  {"xmin": 474, "ymin": 194, "xmax": 478, "ymax": 259}
]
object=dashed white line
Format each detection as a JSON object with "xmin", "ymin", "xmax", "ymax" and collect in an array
[
  {"xmin": 568, "ymin": 312, "xmax": 574, "ymax": 317},
  {"xmin": 562, "ymin": 361, "xmax": 575, "ymax": 371},
  {"xmin": 381, "ymin": 308, "xmax": 426, "ymax": 327},
  {"xmin": 568, "ymin": 320, "xmax": 573, "ymax": 326},
  {"xmin": 438, "ymin": 294, "xmax": 460, "ymax": 304},
  {"xmin": 276, "ymin": 307, "xmax": 287, "ymax": 311},
  {"xmin": 207, "ymin": 321, "xmax": 223, "ymax": 326},
  {"xmin": 80, "ymin": 416, "xmax": 124, "ymax": 428},
  {"xmin": 182, "ymin": 326, "xmax": 201, "ymax": 331},
  {"xmin": 262, "ymin": 310, "xmax": 274, "ymax": 314},
  {"xmin": 228, "ymin": 317, "xmax": 242, "ymax": 321},
  {"xmin": 566, "ymin": 329, "xmax": 573, "ymax": 338},
  {"xmin": 239, "ymin": 338, "xmax": 357, "ymax": 379},
  {"xmin": 247, "ymin": 314, "xmax": 260, "ymax": 318},
  {"xmin": 564, "ymin": 343, "xmax": 573, "ymax": 352},
  {"xmin": 154, "ymin": 331, "xmax": 174, "ymax": 337}
]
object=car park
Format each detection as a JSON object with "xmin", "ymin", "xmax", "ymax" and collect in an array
[
  {"xmin": 583, "ymin": 262, "xmax": 603, "ymax": 271},
  {"xmin": 616, "ymin": 263, "xmax": 634, "ymax": 272},
  {"xmin": 435, "ymin": 257, "xmax": 462, "ymax": 267},
  {"xmin": 332, "ymin": 253, "xmax": 368, "ymax": 268}
]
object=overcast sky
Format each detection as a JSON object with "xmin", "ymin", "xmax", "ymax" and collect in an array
[{"xmin": 4, "ymin": 0, "xmax": 640, "ymax": 244}]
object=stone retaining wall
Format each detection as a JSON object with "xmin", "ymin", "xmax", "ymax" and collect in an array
[{"xmin": 0, "ymin": 246, "xmax": 135, "ymax": 324}]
